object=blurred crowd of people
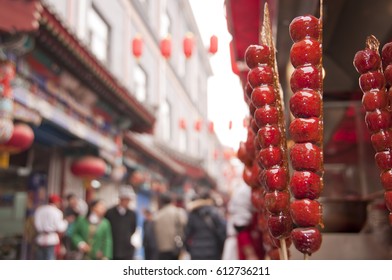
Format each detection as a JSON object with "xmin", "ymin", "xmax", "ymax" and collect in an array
[{"xmin": 27, "ymin": 183, "xmax": 265, "ymax": 260}]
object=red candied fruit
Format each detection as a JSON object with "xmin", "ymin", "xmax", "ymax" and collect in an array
[
  {"xmin": 289, "ymin": 117, "xmax": 321, "ymax": 143},
  {"xmin": 251, "ymin": 187, "xmax": 265, "ymax": 212},
  {"xmin": 385, "ymin": 191, "xmax": 392, "ymax": 212},
  {"xmin": 237, "ymin": 141, "xmax": 252, "ymax": 167},
  {"xmin": 291, "ymin": 199, "xmax": 322, "ymax": 227},
  {"xmin": 384, "ymin": 65, "xmax": 392, "ymax": 85},
  {"xmin": 248, "ymin": 66, "xmax": 274, "ymax": 89},
  {"xmin": 290, "ymin": 171, "xmax": 322, "ymax": 200},
  {"xmin": 261, "ymin": 167, "xmax": 288, "ymax": 192},
  {"xmin": 359, "ymin": 71, "xmax": 386, "ymax": 91},
  {"xmin": 290, "ymin": 39, "xmax": 321, "ymax": 68},
  {"xmin": 353, "ymin": 49, "xmax": 381, "ymax": 74},
  {"xmin": 371, "ymin": 130, "xmax": 392, "ymax": 152},
  {"xmin": 245, "ymin": 44, "xmax": 271, "ymax": 69},
  {"xmin": 375, "ymin": 151, "xmax": 392, "ymax": 170},
  {"xmin": 291, "ymin": 227, "xmax": 322, "ymax": 255},
  {"xmin": 251, "ymin": 85, "xmax": 276, "ymax": 108},
  {"xmin": 290, "ymin": 90, "xmax": 321, "ymax": 118},
  {"xmin": 290, "ymin": 143, "xmax": 322, "ymax": 172},
  {"xmin": 258, "ymin": 147, "xmax": 283, "ymax": 169},
  {"xmin": 254, "ymin": 106, "xmax": 279, "ymax": 127},
  {"xmin": 257, "ymin": 214, "xmax": 268, "ymax": 232},
  {"xmin": 362, "ymin": 89, "xmax": 387, "ymax": 111},
  {"xmin": 381, "ymin": 170, "xmax": 392, "ymax": 191},
  {"xmin": 257, "ymin": 125, "xmax": 281, "ymax": 148},
  {"xmin": 290, "ymin": 65, "xmax": 322, "ymax": 92},
  {"xmin": 381, "ymin": 42, "xmax": 392, "ymax": 68},
  {"xmin": 243, "ymin": 166, "xmax": 253, "ymax": 187},
  {"xmin": 289, "ymin": 15, "xmax": 320, "ymax": 43},
  {"xmin": 265, "ymin": 190, "xmax": 291, "ymax": 215},
  {"xmin": 365, "ymin": 110, "xmax": 391, "ymax": 132},
  {"xmin": 268, "ymin": 248, "xmax": 281, "ymax": 260},
  {"xmin": 267, "ymin": 214, "xmax": 292, "ymax": 239}
]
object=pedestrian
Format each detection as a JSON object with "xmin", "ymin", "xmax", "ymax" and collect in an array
[
  {"xmin": 105, "ymin": 185, "xmax": 137, "ymax": 260},
  {"xmin": 154, "ymin": 192, "xmax": 187, "ymax": 260},
  {"xmin": 185, "ymin": 190, "xmax": 226, "ymax": 260},
  {"xmin": 34, "ymin": 194, "xmax": 68, "ymax": 260},
  {"xmin": 62, "ymin": 193, "xmax": 80, "ymax": 256},
  {"xmin": 72, "ymin": 199, "xmax": 112, "ymax": 260},
  {"xmin": 142, "ymin": 209, "xmax": 157, "ymax": 260}
]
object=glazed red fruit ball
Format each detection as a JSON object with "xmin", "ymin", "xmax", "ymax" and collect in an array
[
  {"xmin": 254, "ymin": 106, "xmax": 279, "ymax": 127},
  {"xmin": 289, "ymin": 117, "xmax": 321, "ymax": 143},
  {"xmin": 375, "ymin": 151, "xmax": 392, "ymax": 170},
  {"xmin": 257, "ymin": 214, "xmax": 268, "ymax": 232},
  {"xmin": 384, "ymin": 65, "xmax": 392, "ymax": 85},
  {"xmin": 291, "ymin": 227, "xmax": 322, "ymax": 255},
  {"xmin": 261, "ymin": 167, "xmax": 288, "ymax": 192},
  {"xmin": 258, "ymin": 147, "xmax": 283, "ymax": 169},
  {"xmin": 257, "ymin": 125, "xmax": 281, "ymax": 148},
  {"xmin": 289, "ymin": 15, "xmax": 320, "ymax": 43},
  {"xmin": 251, "ymin": 85, "xmax": 276, "ymax": 108},
  {"xmin": 381, "ymin": 42, "xmax": 392, "ymax": 68},
  {"xmin": 365, "ymin": 110, "xmax": 391, "ymax": 132},
  {"xmin": 290, "ymin": 171, "xmax": 322, "ymax": 200},
  {"xmin": 290, "ymin": 65, "xmax": 321, "ymax": 93},
  {"xmin": 245, "ymin": 44, "xmax": 271, "ymax": 69},
  {"xmin": 251, "ymin": 188, "xmax": 265, "ymax": 211},
  {"xmin": 267, "ymin": 214, "xmax": 292, "ymax": 239},
  {"xmin": 385, "ymin": 191, "xmax": 392, "ymax": 212},
  {"xmin": 248, "ymin": 66, "xmax": 274, "ymax": 89},
  {"xmin": 249, "ymin": 163, "xmax": 261, "ymax": 188},
  {"xmin": 265, "ymin": 190, "xmax": 291, "ymax": 215},
  {"xmin": 290, "ymin": 143, "xmax": 322, "ymax": 172},
  {"xmin": 290, "ymin": 90, "xmax": 321, "ymax": 118},
  {"xmin": 243, "ymin": 166, "xmax": 253, "ymax": 187},
  {"xmin": 291, "ymin": 199, "xmax": 322, "ymax": 227},
  {"xmin": 371, "ymin": 130, "xmax": 392, "ymax": 152},
  {"xmin": 381, "ymin": 170, "xmax": 392, "ymax": 191},
  {"xmin": 290, "ymin": 39, "xmax": 321, "ymax": 68},
  {"xmin": 359, "ymin": 71, "xmax": 386, "ymax": 91},
  {"xmin": 362, "ymin": 90, "xmax": 387, "ymax": 111},
  {"xmin": 353, "ymin": 49, "xmax": 381, "ymax": 74}
]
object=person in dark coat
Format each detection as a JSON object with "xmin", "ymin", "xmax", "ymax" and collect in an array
[
  {"xmin": 105, "ymin": 185, "xmax": 137, "ymax": 260},
  {"xmin": 185, "ymin": 191, "xmax": 226, "ymax": 260},
  {"xmin": 142, "ymin": 209, "xmax": 157, "ymax": 260}
]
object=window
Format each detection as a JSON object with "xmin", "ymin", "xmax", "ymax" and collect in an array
[
  {"xmin": 161, "ymin": 100, "xmax": 171, "ymax": 141},
  {"xmin": 87, "ymin": 6, "xmax": 110, "ymax": 63},
  {"xmin": 134, "ymin": 65, "xmax": 147, "ymax": 102},
  {"xmin": 160, "ymin": 11, "xmax": 171, "ymax": 38}
]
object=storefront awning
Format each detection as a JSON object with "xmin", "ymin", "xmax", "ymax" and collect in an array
[{"xmin": 0, "ymin": 0, "xmax": 155, "ymax": 133}]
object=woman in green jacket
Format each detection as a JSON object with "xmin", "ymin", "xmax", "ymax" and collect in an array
[{"xmin": 72, "ymin": 200, "xmax": 113, "ymax": 260}]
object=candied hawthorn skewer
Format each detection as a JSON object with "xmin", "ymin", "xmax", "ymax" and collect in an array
[
  {"xmin": 288, "ymin": 12, "xmax": 323, "ymax": 259},
  {"xmin": 245, "ymin": 3, "xmax": 291, "ymax": 260},
  {"xmin": 354, "ymin": 36, "xmax": 392, "ymax": 225}
]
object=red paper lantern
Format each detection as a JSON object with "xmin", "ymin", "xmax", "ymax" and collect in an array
[
  {"xmin": 70, "ymin": 156, "xmax": 107, "ymax": 179},
  {"xmin": 0, "ymin": 123, "xmax": 34, "ymax": 153},
  {"xmin": 183, "ymin": 33, "xmax": 194, "ymax": 59},
  {"xmin": 194, "ymin": 119, "xmax": 202, "ymax": 132},
  {"xmin": 132, "ymin": 35, "xmax": 143, "ymax": 59},
  {"xmin": 160, "ymin": 37, "xmax": 172, "ymax": 59},
  {"xmin": 209, "ymin": 35, "xmax": 218, "ymax": 54},
  {"xmin": 208, "ymin": 121, "xmax": 214, "ymax": 133},
  {"xmin": 179, "ymin": 118, "xmax": 187, "ymax": 130}
]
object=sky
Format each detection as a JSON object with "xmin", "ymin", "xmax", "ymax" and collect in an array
[{"xmin": 189, "ymin": 0, "xmax": 249, "ymax": 150}]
